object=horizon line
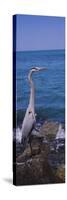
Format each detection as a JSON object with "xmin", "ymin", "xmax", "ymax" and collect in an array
[{"xmin": 15, "ymin": 48, "xmax": 65, "ymax": 52}]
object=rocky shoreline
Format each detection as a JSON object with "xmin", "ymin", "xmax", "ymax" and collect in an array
[{"xmin": 14, "ymin": 121, "xmax": 65, "ymax": 185}]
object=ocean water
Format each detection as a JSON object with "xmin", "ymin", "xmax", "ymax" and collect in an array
[{"xmin": 16, "ymin": 49, "xmax": 65, "ymax": 126}]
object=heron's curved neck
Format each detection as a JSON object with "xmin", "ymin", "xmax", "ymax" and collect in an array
[{"xmin": 28, "ymin": 71, "xmax": 35, "ymax": 108}]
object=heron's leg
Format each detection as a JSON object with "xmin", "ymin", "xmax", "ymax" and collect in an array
[{"xmin": 29, "ymin": 135, "xmax": 32, "ymax": 157}]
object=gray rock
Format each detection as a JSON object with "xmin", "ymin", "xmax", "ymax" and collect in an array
[{"xmin": 15, "ymin": 121, "xmax": 65, "ymax": 185}]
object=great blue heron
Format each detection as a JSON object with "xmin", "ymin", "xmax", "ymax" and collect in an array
[{"xmin": 21, "ymin": 67, "xmax": 47, "ymax": 152}]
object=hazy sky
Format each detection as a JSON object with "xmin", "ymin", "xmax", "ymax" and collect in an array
[{"xmin": 16, "ymin": 15, "xmax": 65, "ymax": 51}]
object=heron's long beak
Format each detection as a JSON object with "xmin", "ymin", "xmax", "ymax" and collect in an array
[{"xmin": 39, "ymin": 67, "xmax": 47, "ymax": 71}]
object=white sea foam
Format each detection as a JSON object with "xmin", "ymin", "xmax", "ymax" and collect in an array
[
  {"xmin": 56, "ymin": 124, "xmax": 65, "ymax": 140},
  {"xmin": 16, "ymin": 128, "xmax": 22, "ymax": 143},
  {"xmin": 15, "ymin": 123, "xmax": 65, "ymax": 146}
]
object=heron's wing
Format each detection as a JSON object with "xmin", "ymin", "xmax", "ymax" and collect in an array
[{"xmin": 21, "ymin": 107, "xmax": 36, "ymax": 139}]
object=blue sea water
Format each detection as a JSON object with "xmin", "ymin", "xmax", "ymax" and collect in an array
[{"xmin": 16, "ymin": 49, "xmax": 65, "ymax": 126}]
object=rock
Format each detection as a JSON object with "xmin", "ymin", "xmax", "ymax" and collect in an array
[
  {"xmin": 30, "ymin": 136, "xmax": 42, "ymax": 155},
  {"xmin": 39, "ymin": 121, "xmax": 59, "ymax": 141},
  {"xmin": 15, "ymin": 121, "xmax": 65, "ymax": 185},
  {"xmin": 16, "ymin": 136, "xmax": 42, "ymax": 162},
  {"xmin": 16, "ymin": 134, "xmax": 53, "ymax": 185},
  {"xmin": 16, "ymin": 149, "xmax": 55, "ymax": 185},
  {"xmin": 16, "ymin": 144, "xmax": 31, "ymax": 163},
  {"xmin": 55, "ymin": 164, "xmax": 65, "ymax": 183}
]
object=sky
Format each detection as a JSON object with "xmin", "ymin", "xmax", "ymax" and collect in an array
[{"xmin": 16, "ymin": 15, "xmax": 65, "ymax": 51}]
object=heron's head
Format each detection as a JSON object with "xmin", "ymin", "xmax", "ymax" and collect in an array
[{"xmin": 31, "ymin": 67, "xmax": 47, "ymax": 73}]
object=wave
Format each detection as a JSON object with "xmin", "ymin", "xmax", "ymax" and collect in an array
[{"xmin": 16, "ymin": 107, "xmax": 65, "ymax": 128}]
